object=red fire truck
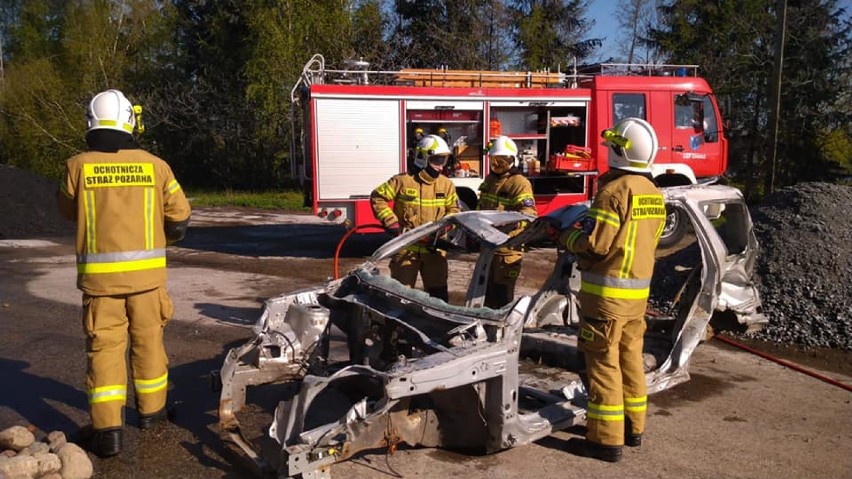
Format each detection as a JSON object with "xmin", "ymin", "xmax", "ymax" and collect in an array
[{"xmin": 290, "ymin": 54, "xmax": 727, "ymax": 246}]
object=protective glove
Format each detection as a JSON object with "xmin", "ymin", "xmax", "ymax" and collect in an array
[
  {"xmin": 557, "ymin": 222, "xmax": 584, "ymax": 250},
  {"xmin": 540, "ymin": 217, "xmax": 562, "ymax": 242},
  {"xmin": 438, "ymin": 223, "xmax": 455, "ymax": 238},
  {"xmin": 545, "ymin": 223, "xmax": 561, "ymax": 242},
  {"xmin": 385, "ymin": 222, "xmax": 401, "ymax": 237}
]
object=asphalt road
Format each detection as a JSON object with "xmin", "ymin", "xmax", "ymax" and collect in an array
[{"xmin": 0, "ymin": 208, "xmax": 849, "ymax": 479}]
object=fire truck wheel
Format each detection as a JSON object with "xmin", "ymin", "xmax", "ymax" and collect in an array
[{"xmin": 658, "ymin": 205, "xmax": 688, "ymax": 248}]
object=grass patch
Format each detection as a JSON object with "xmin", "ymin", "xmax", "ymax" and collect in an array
[{"xmin": 186, "ymin": 189, "xmax": 309, "ymax": 211}]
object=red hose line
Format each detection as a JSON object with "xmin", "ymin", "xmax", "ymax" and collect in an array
[
  {"xmin": 715, "ymin": 334, "xmax": 852, "ymax": 393},
  {"xmin": 333, "ymin": 224, "xmax": 384, "ymax": 280}
]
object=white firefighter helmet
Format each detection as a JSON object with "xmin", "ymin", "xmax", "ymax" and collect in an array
[
  {"xmin": 603, "ymin": 117, "xmax": 659, "ymax": 173},
  {"xmin": 488, "ymin": 135, "xmax": 518, "ymax": 174},
  {"xmin": 86, "ymin": 89, "xmax": 136, "ymax": 134},
  {"xmin": 414, "ymin": 134, "xmax": 451, "ymax": 169}
]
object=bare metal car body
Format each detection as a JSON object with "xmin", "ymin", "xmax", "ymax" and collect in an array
[{"xmin": 216, "ymin": 184, "xmax": 765, "ymax": 478}]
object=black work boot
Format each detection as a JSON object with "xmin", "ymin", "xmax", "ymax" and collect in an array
[
  {"xmin": 625, "ymin": 417, "xmax": 642, "ymax": 447},
  {"xmin": 426, "ymin": 286, "xmax": 449, "ymax": 302},
  {"xmin": 91, "ymin": 428, "xmax": 122, "ymax": 457},
  {"xmin": 625, "ymin": 433, "xmax": 642, "ymax": 447},
  {"xmin": 484, "ymin": 283, "xmax": 512, "ymax": 309},
  {"xmin": 138, "ymin": 405, "xmax": 174, "ymax": 430},
  {"xmin": 566, "ymin": 438, "xmax": 623, "ymax": 463}
]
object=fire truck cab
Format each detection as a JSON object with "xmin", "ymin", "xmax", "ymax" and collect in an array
[{"xmin": 290, "ymin": 54, "xmax": 727, "ymax": 246}]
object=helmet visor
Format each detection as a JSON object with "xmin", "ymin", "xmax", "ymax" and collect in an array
[
  {"xmin": 490, "ymin": 155, "xmax": 513, "ymax": 174},
  {"xmin": 610, "ymin": 144, "xmax": 624, "ymax": 157},
  {"xmin": 429, "ymin": 154, "xmax": 450, "ymax": 167}
]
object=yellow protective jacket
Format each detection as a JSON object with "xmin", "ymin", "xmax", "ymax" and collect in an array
[
  {"xmin": 561, "ymin": 171, "xmax": 665, "ymax": 320},
  {"xmin": 478, "ymin": 170, "xmax": 537, "ymax": 257},
  {"xmin": 57, "ymin": 149, "xmax": 191, "ymax": 296},
  {"xmin": 371, "ymin": 168, "xmax": 460, "ymax": 231},
  {"xmin": 477, "ymin": 170, "xmax": 536, "ymax": 216}
]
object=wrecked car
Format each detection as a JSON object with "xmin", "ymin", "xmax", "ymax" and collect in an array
[{"xmin": 215, "ymin": 184, "xmax": 765, "ymax": 478}]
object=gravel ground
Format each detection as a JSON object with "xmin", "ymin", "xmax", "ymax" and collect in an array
[
  {"xmin": 2, "ymin": 164, "xmax": 849, "ymax": 351},
  {"xmin": 748, "ymin": 182, "xmax": 852, "ymax": 350}
]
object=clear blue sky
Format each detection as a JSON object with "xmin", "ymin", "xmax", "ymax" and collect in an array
[{"xmin": 588, "ymin": 0, "xmax": 626, "ymax": 61}]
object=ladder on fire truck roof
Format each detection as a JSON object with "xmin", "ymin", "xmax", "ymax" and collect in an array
[{"xmin": 289, "ymin": 53, "xmax": 700, "ymax": 104}]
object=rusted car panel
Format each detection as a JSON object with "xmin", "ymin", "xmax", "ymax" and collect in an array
[{"xmin": 216, "ymin": 184, "xmax": 765, "ymax": 478}]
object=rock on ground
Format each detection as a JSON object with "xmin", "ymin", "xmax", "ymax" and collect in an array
[
  {"xmin": 55, "ymin": 443, "xmax": 92, "ymax": 479},
  {"xmin": 45, "ymin": 433, "xmax": 65, "ymax": 454},
  {"xmin": 33, "ymin": 452, "xmax": 62, "ymax": 476},
  {"xmin": 0, "ymin": 455, "xmax": 38, "ymax": 478},
  {"xmin": 0, "ymin": 427, "xmax": 34, "ymax": 452}
]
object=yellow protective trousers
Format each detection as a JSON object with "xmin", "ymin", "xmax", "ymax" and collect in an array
[
  {"xmin": 389, "ymin": 248, "xmax": 448, "ymax": 301},
  {"xmin": 82, "ymin": 287, "xmax": 173, "ymax": 430},
  {"xmin": 578, "ymin": 314, "xmax": 648, "ymax": 446},
  {"xmin": 484, "ymin": 253, "xmax": 523, "ymax": 309}
]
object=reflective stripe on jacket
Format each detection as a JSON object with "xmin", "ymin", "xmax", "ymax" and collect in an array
[
  {"xmin": 477, "ymin": 171, "xmax": 537, "ymax": 216},
  {"xmin": 478, "ymin": 170, "xmax": 537, "ymax": 258},
  {"xmin": 370, "ymin": 169, "xmax": 460, "ymax": 231},
  {"xmin": 58, "ymin": 150, "xmax": 191, "ymax": 295},
  {"xmin": 565, "ymin": 171, "xmax": 665, "ymax": 320}
]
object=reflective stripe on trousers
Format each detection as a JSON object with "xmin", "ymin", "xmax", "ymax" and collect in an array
[
  {"xmin": 83, "ymin": 288, "xmax": 171, "ymax": 429},
  {"xmin": 580, "ymin": 314, "xmax": 648, "ymax": 446}
]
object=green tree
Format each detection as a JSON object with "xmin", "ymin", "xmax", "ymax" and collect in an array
[
  {"xmin": 243, "ymin": 0, "xmax": 352, "ymax": 188},
  {"xmin": 350, "ymin": 0, "xmax": 391, "ymax": 69},
  {"xmin": 389, "ymin": 0, "xmax": 512, "ymax": 70},
  {"xmin": 476, "ymin": 0, "xmax": 512, "ymax": 70},
  {"xmin": 508, "ymin": 0, "xmax": 601, "ymax": 70},
  {"xmin": 774, "ymin": 1, "xmax": 852, "ymax": 184},
  {"xmin": 0, "ymin": 0, "xmax": 176, "ymax": 179},
  {"xmin": 390, "ymin": 0, "xmax": 448, "ymax": 68},
  {"xmin": 651, "ymin": 0, "xmax": 851, "ymax": 199}
]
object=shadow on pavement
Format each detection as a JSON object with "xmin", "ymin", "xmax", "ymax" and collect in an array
[
  {"xmin": 195, "ymin": 303, "xmax": 262, "ymax": 326},
  {"xmin": 0, "ymin": 358, "xmax": 88, "ymax": 433},
  {"xmin": 164, "ymin": 337, "xmax": 268, "ymax": 477},
  {"xmin": 178, "ymin": 224, "xmax": 389, "ymax": 260}
]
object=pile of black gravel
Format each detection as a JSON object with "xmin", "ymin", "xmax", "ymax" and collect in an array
[
  {"xmin": 0, "ymin": 164, "xmax": 74, "ymax": 239},
  {"xmin": 650, "ymin": 182, "xmax": 851, "ymax": 351},
  {"xmin": 747, "ymin": 182, "xmax": 852, "ymax": 350}
]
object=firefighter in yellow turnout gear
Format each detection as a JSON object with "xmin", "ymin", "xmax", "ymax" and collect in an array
[
  {"xmin": 558, "ymin": 118, "xmax": 665, "ymax": 463},
  {"xmin": 371, "ymin": 134, "xmax": 460, "ymax": 301},
  {"xmin": 57, "ymin": 90, "xmax": 191, "ymax": 458},
  {"xmin": 478, "ymin": 136, "xmax": 537, "ymax": 308}
]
